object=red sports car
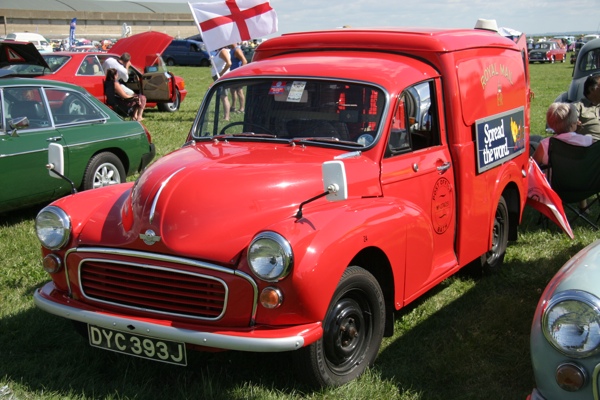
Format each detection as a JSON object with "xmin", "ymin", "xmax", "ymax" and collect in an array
[{"xmin": 4, "ymin": 32, "xmax": 187, "ymax": 112}]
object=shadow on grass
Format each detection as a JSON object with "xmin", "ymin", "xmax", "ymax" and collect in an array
[
  {"xmin": 0, "ymin": 204, "xmax": 43, "ymax": 227},
  {"xmin": 0, "ymin": 211, "xmax": 591, "ymax": 399}
]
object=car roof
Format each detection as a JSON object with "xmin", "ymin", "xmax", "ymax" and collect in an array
[{"xmin": 0, "ymin": 75, "xmax": 87, "ymax": 92}]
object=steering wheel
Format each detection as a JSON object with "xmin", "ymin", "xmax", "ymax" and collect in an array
[
  {"xmin": 297, "ymin": 121, "xmax": 339, "ymax": 138},
  {"xmin": 219, "ymin": 121, "xmax": 275, "ymax": 136}
]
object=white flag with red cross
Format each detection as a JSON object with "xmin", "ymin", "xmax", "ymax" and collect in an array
[{"xmin": 188, "ymin": 0, "xmax": 278, "ymax": 52}]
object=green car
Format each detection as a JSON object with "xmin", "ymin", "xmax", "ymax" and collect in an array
[{"xmin": 0, "ymin": 76, "xmax": 155, "ymax": 213}]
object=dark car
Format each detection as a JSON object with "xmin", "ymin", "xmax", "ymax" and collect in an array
[
  {"xmin": 570, "ymin": 41, "xmax": 584, "ymax": 64},
  {"xmin": 528, "ymin": 41, "xmax": 567, "ymax": 63},
  {"xmin": 0, "ymin": 75, "xmax": 155, "ymax": 213},
  {"xmin": 556, "ymin": 38, "xmax": 600, "ymax": 103},
  {"xmin": 161, "ymin": 39, "xmax": 210, "ymax": 67},
  {"xmin": 0, "ymin": 39, "xmax": 154, "ymax": 214}
]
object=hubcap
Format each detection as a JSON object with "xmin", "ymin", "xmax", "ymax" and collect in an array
[{"xmin": 323, "ymin": 297, "xmax": 370, "ymax": 372}]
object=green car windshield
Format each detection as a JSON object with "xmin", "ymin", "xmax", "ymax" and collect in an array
[{"xmin": 192, "ymin": 79, "xmax": 386, "ymax": 148}]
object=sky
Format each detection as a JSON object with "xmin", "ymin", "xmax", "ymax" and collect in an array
[{"xmin": 105, "ymin": 0, "xmax": 600, "ymax": 37}]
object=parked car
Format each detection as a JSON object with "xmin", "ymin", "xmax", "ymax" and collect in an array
[
  {"xmin": 528, "ymin": 239, "xmax": 600, "ymax": 400},
  {"xmin": 0, "ymin": 75, "xmax": 155, "ymax": 213},
  {"xmin": 529, "ymin": 41, "xmax": 567, "ymax": 63},
  {"xmin": 582, "ymin": 34, "xmax": 600, "ymax": 43},
  {"xmin": 162, "ymin": 39, "xmax": 210, "ymax": 66},
  {"xmin": 570, "ymin": 41, "xmax": 584, "ymax": 64},
  {"xmin": 1, "ymin": 32, "xmax": 187, "ymax": 113},
  {"xmin": 556, "ymin": 38, "xmax": 600, "ymax": 103},
  {"xmin": 4, "ymin": 32, "xmax": 53, "ymax": 53},
  {"xmin": 32, "ymin": 26, "xmax": 531, "ymax": 387}
]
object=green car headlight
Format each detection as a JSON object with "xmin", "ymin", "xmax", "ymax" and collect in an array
[
  {"xmin": 35, "ymin": 206, "xmax": 71, "ymax": 250},
  {"xmin": 247, "ymin": 231, "xmax": 293, "ymax": 282},
  {"xmin": 542, "ymin": 290, "xmax": 600, "ymax": 358}
]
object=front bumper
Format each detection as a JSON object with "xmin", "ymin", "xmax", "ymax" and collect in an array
[
  {"xmin": 527, "ymin": 388, "xmax": 545, "ymax": 400},
  {"xmin": 34, "ymin": 281, "xmax": 322, "ymax": 352}
]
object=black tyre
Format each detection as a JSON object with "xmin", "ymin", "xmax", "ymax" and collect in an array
[
  {"xmin": 200, "ymin": 59, "xmax": 210, "ymax": 67},
  {"xmin": 166, "ymin": 58, "xmax": 176, "ymax": 66},
  {"xmin": 82, "ymin": 152, "xmax": 126, "ymax": 190},
  {"xmin": 157, "ymin": 88, "xmax": 180, "ymax": 112},
  {"xmin": 293, "ymin": 266, "xmax": 385, "ymax": 387},
  {"xmin": 480, "ymin": 196, "xmax": 509, "ymax": 271}
]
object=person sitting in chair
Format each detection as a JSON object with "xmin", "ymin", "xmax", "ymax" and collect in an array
[
  {"xmin": 574, "ymin": 74, "xmax": 600, "ymax": 141},
  {"xmin": 533, "ymin": 102, "xmax": 593, "ymax": 167},
  {"xmin": 104, "ymin": 68, "xmax": 146, "ymax": 121}
]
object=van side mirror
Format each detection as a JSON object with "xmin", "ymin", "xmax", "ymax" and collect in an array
[{"xmin": 322, "ymin": 160, "xmax": 348, "ymax": 202}]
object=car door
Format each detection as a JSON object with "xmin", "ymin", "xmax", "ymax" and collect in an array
[
  {"xmin": 0, "ymin": 86, "xmax": 63, "ymax": 212},
  {"xmin": 380, "ymin": 79, "xmax": 458, "ymax": 304},
  {"xmin": 141, "ymin": 70, "xmax": 172, "ymax": 102}
]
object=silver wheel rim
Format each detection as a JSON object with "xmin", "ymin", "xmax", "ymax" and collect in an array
[{"xmin": 92, "ymin": 162, "xmax": 121, "ymax": 188}]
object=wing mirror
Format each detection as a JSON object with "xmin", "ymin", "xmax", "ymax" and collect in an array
[
  {"xmin": 47, "ymin": 143, "xmax": 77, "ymax": 193},
  {"xmin": 295, "ymin": 160, "xmax": 348, "ymax": 219}
]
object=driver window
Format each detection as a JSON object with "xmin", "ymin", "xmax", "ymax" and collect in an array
[
  {"xmin": 386, "ymin": 80, "xmax": 440, "ymax": 157},
  {"xmin": 5, "ymin": 87, "xmax": 50, "ymax": 130}
]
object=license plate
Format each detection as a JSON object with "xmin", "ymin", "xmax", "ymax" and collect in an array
[{"xmin": 88, "ymin": 325, "xmax": 187, "ymax": 366}]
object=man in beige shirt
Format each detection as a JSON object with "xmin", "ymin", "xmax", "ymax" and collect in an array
[{"xmin": 574, "ymin": 74, "xmax": 600, "ymax": 141}]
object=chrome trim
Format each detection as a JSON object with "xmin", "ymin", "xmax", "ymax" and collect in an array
[
  {"xmin": 542, "ymin": 290, "xmax": 600, "ymax": 358},
  {"xmin": 34, "ymin": 283, "xmax": 304, "ymax": 352},
  {"xmin": 149, "ymin": 167, "xmax": 185, "ymax": 224},
  {"xmin": 247, "ymin": 231, "xmax": 294, "ymax": 282},
  {"xmin": 593, "ymin": 363, "xmax": 600, "ymax": 400},
  {"xmin": 35, "ymin": 206, "xmax": 71, "ymax": 250},
  {"xmin": 555, "ymin": 362, "xmax": 587, "ymax": 392},
  {"xmin": 77, "ymin": 258, "xmax": 229, "ymax": 321},
  {"xmin": 64, "ymin": 247, "xmax": 259, "ymax": 322}
]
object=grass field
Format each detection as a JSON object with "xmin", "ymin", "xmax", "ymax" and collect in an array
[{"xmin": 1, "ymin": 60, "xmax": 596, "ymax": 400}]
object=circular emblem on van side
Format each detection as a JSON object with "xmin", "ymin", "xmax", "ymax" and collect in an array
[{"xmin": 431, "ymin": 178, "xmax": 453, "ymax": 234}]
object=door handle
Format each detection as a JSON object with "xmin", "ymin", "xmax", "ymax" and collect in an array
[
  {"xmin": 46, "ymin": 137, "xmax": 62, "ymax": 142},
  {"xmin": 437, "ymin": 161, "xmax": 451, "ymax": 172}
]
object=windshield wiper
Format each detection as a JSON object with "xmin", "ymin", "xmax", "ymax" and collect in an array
[
  {"xmin": 291, "ymin": 137, "xmax": 364, "ymax": 147},
  {"xmin": 210, "ymin": 133, "xmax": 280, "ymax": 141}
]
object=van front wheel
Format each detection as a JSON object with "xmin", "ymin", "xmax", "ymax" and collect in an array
[{"xmin": 293, "ymin": 266, "xmax": 385, "ymax": 387}]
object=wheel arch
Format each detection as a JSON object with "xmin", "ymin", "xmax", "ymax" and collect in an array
[
  {"xmin": 501, "ymin": 181, "xmax": 522, "ymax": 242},
  {"xmin": 350, "ymin": 247, "xmax": 395, "ymax": 337},
  {"xmin": 90, "ymin": 147, "xmax": 130, "ymax": 175}
]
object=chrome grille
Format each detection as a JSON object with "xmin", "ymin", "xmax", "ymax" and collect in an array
[{"xmin": 80, "ymin": 260, "xmax": 227, "ymax": 320}]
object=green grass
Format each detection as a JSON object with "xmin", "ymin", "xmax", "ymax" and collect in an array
[{"xmin": 0, "ymin": 61, "xmax": 593, "ymax": 400}]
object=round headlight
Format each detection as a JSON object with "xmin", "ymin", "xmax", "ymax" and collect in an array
[
  {"xmin": 542, "ymin": 290, "xmax": 600, "ymax": 357},
  {"xmin": 247, "ymin": 231, "xmax": 293, "ymax": 282},
  {"xmin": 35, "ymin": 206, "xmax": 71, "ymax": 250}
]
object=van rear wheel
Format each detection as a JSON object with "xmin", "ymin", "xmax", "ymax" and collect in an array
[{"xmin": 480, "ymin": 196, "xmax": 509, "ymax": 271}]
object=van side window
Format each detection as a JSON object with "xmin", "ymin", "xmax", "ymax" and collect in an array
[{"xmin": 386, "ymin": 80, "xmax": 440, "ymax": 157}]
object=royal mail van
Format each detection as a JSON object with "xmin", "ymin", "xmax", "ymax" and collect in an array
[
  {"xmin": 5, "ymin": 32, "xmax": 53, "ymax": 53},
  {"xmin": 34, "ymin": 24, "xmax": 531, "ymax": 388}
]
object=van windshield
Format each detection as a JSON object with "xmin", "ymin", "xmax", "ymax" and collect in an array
[{"xmin": 192, "ymin": 78, "xmax": 386, "ymax": 149}]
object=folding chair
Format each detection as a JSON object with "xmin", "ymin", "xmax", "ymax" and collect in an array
[
  {"xmin": 547, "ymin": 137, "xmax": 600, "ymax": 229},
  {"xmin": 103, "ymin": 79, "xmax": 133, "ymax": 118}
]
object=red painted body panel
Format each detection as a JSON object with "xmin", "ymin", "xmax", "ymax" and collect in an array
[{"xmin": 35, "ymin": 27, "xmax": 531, "ymax": 359}]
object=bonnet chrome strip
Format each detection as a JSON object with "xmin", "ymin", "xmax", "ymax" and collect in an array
[{"xmin": 149, "ymin": 167, "xmax": 186, "ymax": 224}]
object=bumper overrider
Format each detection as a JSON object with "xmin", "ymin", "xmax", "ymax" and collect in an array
[
  {"xmin": 140, "ymin": 143, "xmax": 156, "ymax": 170},
  {"xmin": 34, "ymin": 282, "xmax": 322, "ymax": 352}
]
